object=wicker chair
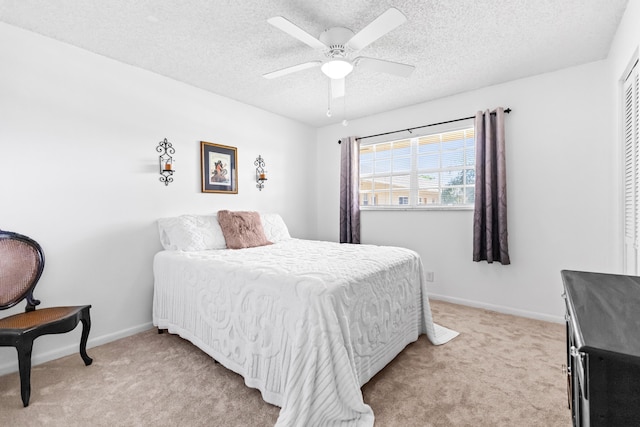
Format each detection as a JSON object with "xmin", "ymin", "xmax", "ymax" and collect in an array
[{"xmin": 0, "ymin": 230, "xmax": 92, "ymax": 407}]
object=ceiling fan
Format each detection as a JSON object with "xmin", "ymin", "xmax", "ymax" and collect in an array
[{"xmin": 263, "ymin": 7, "xmax": 415, "ymax": 99}]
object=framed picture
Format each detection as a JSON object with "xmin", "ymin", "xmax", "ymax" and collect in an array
[{"xmin": 200, "ymin": 141, "xmax": 238, "ymax": 194}]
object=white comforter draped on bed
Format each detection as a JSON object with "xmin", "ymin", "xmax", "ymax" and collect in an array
[{"xmin": 153, "ymin": 239, "xmax": 457, "ymax": 426}]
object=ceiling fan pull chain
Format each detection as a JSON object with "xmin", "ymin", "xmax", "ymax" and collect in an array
[
  {"xmin": 342, "ymin": 95, "xmax": 348, "ymax": 126},
  {"xmin": 327, "ymin": 81, "xmax": 332, "ymax": 117}
]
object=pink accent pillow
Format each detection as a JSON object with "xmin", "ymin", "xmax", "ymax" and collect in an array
[{"xmin": 217, "ymin": 210, "xmax": 272, "ymax": 249}]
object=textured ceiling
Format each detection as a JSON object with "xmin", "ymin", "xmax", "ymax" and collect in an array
[{"xmin": 0, "ymin": 0, "xmax": 629, "ymax": 127}]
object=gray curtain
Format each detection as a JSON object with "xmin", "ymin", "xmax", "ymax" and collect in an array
[
  {"xmin": 340, "ymin": 136, "xmax": 360, "ymax": 244},
  {"xmin": 473, "ymin": 108, "xmax": 510, "ymax": 264}
]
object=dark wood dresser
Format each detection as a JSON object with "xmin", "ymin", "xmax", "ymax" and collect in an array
[{"xmin": 561, "ymin": 270, "xmax": 640, "ymax": 426}]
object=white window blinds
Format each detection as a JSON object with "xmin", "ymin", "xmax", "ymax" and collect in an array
[
  {"xmin": 359, "ymin": 127, "xmax": 475, "ymax": 209},
  {"xmin": 623, "ymin": 59, "xmax": 639, "ymax": 275}
]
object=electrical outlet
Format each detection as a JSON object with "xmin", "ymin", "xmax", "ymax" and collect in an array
[{"xmin": 426, "ymin": 271, "xmax": 434, "ymax": 282}]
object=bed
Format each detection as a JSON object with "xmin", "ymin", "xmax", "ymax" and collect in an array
[{"xmin": 153, "ymin": 211, "xmax": 458, "ymax": 426}]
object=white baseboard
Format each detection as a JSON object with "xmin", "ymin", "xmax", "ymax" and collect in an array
[
  {"xmin": 0, "ymin": 321, "xmax": 154, "ymax": 376},
  {"xmin": 428, "ymin": 293, "xmax": 565, "ymax": 324}
]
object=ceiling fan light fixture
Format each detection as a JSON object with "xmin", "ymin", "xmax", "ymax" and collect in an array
[{"xmin": 321, "ymin": 60, "xmax": 353, "ymax": 79}]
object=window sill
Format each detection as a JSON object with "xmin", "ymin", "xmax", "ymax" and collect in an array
[{"xmin": 360, "ymin": 205, "xmax": 474, "ymax": 212}]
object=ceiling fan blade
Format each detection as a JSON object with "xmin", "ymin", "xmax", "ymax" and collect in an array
[
  {"xmin": 268, "ymin": 16, "xmax": 327, "ymax": 50},
  {"xmin": 331, "ymin": 78, "xmax": 345, "ymax": 98},
  {"xmin": 346, "ymin": 8, "xmax": 407, "ymax": 51},
  {"xmin": 355, "ymin": 57, "xmax": 415, "ymax": 77},
  {"xmin": 263, "ymin": 61, "xmax": 322, "ymax": 79}
]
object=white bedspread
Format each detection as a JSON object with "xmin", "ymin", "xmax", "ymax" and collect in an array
[{"xmin": 153, "ymin": 239, "xmax": 457, "ymax": 426}]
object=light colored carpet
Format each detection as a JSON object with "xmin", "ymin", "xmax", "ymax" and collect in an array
[{"xmin": 0, "ymin": 300, "xmax": 571, "ymax": 426}]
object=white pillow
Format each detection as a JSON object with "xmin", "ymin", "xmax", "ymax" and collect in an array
[
  {"xmin": 260, "ymin": 213, "xmax": 291, "ymax": 243},
  {"xmin": 157, "ymin": 214, "xmax": 226, "ymax": 251}
]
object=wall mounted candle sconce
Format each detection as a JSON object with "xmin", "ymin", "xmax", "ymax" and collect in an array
[
  {"xmin": 255, "ymin": 155, "xmax": 267, "ymax": 191},
  {"xmin": 157, "ymin": 138, "xmax": 175, "ymax": 186}
]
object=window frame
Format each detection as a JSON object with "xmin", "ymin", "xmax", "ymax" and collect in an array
[{"xmin": 359, "ymin": 121, "xmax": 476, "ymax": 211}]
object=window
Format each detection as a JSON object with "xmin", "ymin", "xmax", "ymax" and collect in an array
[{"xmin": 359, "ymin": 127, "xmax": 475, "ymax": 209}]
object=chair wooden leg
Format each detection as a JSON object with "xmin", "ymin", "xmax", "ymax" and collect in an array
[
  {"xmin": 79, "ymin": 308, "xmax": 93, "ymax": 366},
  {"xmin": 16, "ymin": 341, "xmax": 34, "ymax": 407}
]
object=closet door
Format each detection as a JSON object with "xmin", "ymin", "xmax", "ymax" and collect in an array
[{"xmin": 624, "ymin": 60, "xmax": 639, "ymax": 275}]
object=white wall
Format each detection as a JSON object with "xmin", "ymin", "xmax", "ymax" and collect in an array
[
  {"xmin": 316, "ymin": 60, "xmax": 617, "ymax": 322},
  {"xmin": 0, "ymin": 23, "xmax": 316, "ymax": 374}
]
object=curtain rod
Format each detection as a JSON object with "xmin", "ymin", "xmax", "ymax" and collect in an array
[{"xmin": 338, "ymin": 108, "xmax": 511, "ymax": 144}]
